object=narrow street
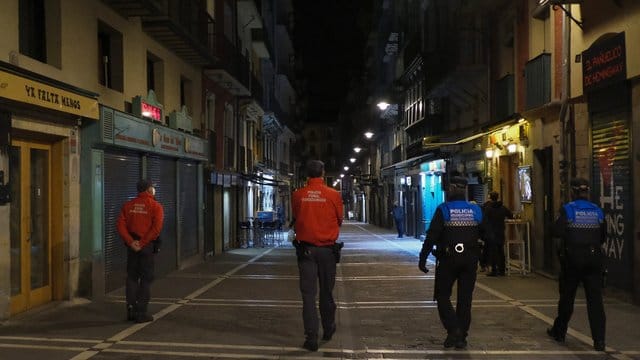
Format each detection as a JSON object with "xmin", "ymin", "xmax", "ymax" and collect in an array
[{"xmin": 0, "ymin": 222, "xmax": 638, "ymax": 359}]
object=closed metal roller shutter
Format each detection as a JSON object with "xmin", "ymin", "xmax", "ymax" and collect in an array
[
  {"xmin": 590, "ymin": 84, "xmax": 632, "ymax": 291},
  {"xmin": 147, "ymin": 155, "xmax": 177, "ymax": 277},
  {"xmin": 104, "ymin": 150, "xmax": 141, "ymax": 293},
  {"xmin": 179, "ymin": 161, "xmax": 198, "ymax": 259}
]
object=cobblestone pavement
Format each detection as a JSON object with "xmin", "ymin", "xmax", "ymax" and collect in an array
[{"xmin": 1, "ymin": 222, "xmax": 639, "ymax": 359}]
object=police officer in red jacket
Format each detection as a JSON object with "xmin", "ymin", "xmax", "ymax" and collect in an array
[
  {"xmin": 292, "ymin": 160, "xmax": 344, "ymax": 352},
  {"xmin": 117, "ymin": 179, "xmax": 164, "ymax": 323}
]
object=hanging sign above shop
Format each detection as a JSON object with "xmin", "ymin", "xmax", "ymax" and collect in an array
[{"xmin": 582, "ymin": 32, "xmax": 626, "ymax": 93}]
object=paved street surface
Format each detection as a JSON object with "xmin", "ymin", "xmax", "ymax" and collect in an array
[{"xmin": 1, "ymin": 222, "xmax": 639, "ymax": 359}]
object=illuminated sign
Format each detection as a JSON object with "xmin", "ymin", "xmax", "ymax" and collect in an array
[
  {"xmin": 132, "ymin": 90, "xmax": 164, "ymax": 123},
  {"xmin": 582, "ymin": 32, "xmax": 626, "ymax": 93},
  {"xmin": 141, "ymin": 101, "xmax": 162, "ymax": 122}
]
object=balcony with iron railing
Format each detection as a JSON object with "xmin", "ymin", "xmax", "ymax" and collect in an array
[
  {"xmin": 101, "ymin": 0, "xmax": 164, "ymax": 17},
  {"xmin": 114, "ymin": 0, "xmax": 218, "ymax": 65},
  {"xmin": 205, "ymin": 33, "xmax": 251, "ymax": 96},
  {"xmin": 525, "ymin": 53, "xmax": 551, "ymax": 110}
]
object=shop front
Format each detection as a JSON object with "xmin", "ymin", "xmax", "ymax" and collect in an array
[
  {"xmin": 0, "ymin": 62, "xmax": 99, "ymax": 317},
  {"xmin": 582, "ymin": 32, "xmax": 633, "ymax": 291},
  {"xmin": 80, "ymin": 105, "xmax": 207, "ymax": 297},
  {"xmin": 419, "ymin": 159, "xmax": 446, "ymax": 234}
]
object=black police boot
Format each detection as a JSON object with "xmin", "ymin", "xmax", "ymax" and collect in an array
[
  {"xmin": 454, "ymin": 331, "xmax": 468, "ymax": 350},
  {"xmin": 443, "ymin": 333, "xmax": 456, "ymax": 348},
  {"xmin": 303, "ymin": 337, "xmax": 318, "ymax": 352},
  {"xmin": 322, "ymin": 324, "xmax": 336, "ymax": 341},
  {"xmin": 593, "ymin": 340, "xmax": 605, "ymax": 351},
  {"xmin": 135, "ymin": 304, "xmax": 153, "ymax": 323},
  {"xmin": 126, "ymin": 304, "xmax": 136, "ymax": 321},
  {"xmin": 546, "ymin": 327, "xmax": 565, "ymax": 342}
]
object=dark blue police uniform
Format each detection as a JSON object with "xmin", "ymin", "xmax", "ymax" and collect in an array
[
  {"xmin": 548, "ymin": 179, "xmax": 606, "ymax": 352},
  {"xmin": 419, "ymin": 177, "xmax": 491, "ymax": 349}
]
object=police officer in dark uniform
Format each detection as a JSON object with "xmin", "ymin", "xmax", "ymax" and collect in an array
[
  {"xmin": 547, "ymin": 178, "xmax": 606, "ymax": 351},
  {"xmin": 418, "ymin": 176, "xmax": 491, "ymax": 349}
]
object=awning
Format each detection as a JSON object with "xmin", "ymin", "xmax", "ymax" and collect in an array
[
  {"xmin": 422, "ymin": 131, "xmax": 490, "ymax": 150},
  {"xmin": 381, "ymin": 152, "xmax": 438, "ymax": 171}
]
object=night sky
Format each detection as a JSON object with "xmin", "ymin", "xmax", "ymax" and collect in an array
[{"xmin": 293, "ymin": 1, "xmax": 372, "ymax": 123}]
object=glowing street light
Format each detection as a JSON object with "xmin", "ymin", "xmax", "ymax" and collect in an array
[
  {"xmin": 343, "ymin": 166, "xmax": 349, "ymax": 171},
  {"xmin": 349, "ymin": 158, "xmax": 356, "ymax": 163},
  {"xmin": 376, "ymin": 101, "xmax": 390, "ymax": 110},
  {"xmin": 353, "ymin": 146, "xmax": 362, "ymax": 153},
  {"xmin": 340, "ymin": 174, "xmax": 345, "ymax": 178},
  {"xmin": 364, "ymin": 131, "xmax": 374, "ymax": 139}
]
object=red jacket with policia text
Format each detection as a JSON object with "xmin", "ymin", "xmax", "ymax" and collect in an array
[
  {"xmin": 117, "ymin": 192, "xmax": 164, "ymax": 248},
  {"xmin": 292, "ymin": 177, "xmax": 344, "ymax": 246}
]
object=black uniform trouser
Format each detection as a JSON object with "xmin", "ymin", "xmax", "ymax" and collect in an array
[
  {"xmin": 434, "ymin": 252, "xmax": 478, "ymax": 337},
  {"xmin": 552, "ymin": 248, "xmax": 605, "ymax": 342},
  {"xmin": 297, "ymin": 243, "xmax": 337, "ymax": 340},
  {"xmin": 126, "ymin": 245, "xmax": 155, "ymax": 312}
]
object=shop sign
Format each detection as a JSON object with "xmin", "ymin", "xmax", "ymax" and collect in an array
[
  {"xmin": 184, "ymin": 135, "xmax": 207, "ymax": 159},
  {"xmin": 420, "ymin": 159, "xmax": 446, "ymax": 174},
  {"xmin": 582, "ymin": 32, "xmax": 626, "ymax": 93},
  {"xmin": 0, "ymin": 69, "xmax": 98, "ymax": 119},
  {"xmin": 151, "ymin": 127, "xmax": 182, "ymax": 154},
  {"xmin": 114, "ymin": 112, "xmax": 152, "ymax": 150},
  {"xmin": 132, "ymin": 90, "xmax": 164, "ymax": 123}
]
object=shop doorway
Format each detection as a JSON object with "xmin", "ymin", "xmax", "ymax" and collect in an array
[
  {"xmin": 534, "ymin": 146, "xmax": 554, "ymax": 272},
  {"xmin": 498, "ymin": 154, "xmax": 518, "ymax": 211},
  {"xmin": 9, "ymin": 140, "xmax": 53, "ymax": 314}
]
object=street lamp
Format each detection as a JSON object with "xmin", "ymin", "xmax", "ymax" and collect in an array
[
  {"xmin": 343, "ymin": 166, "xmax": 349, "ymax": 171},
  {"xmin": 376, "ymin": 101, "xmax": 390, "ymax": 111},
  {"xmin": 349, "ymin": 158, "xmax": 356, "ymax": 163},
  {"xmin": 364, "ymin": 131, "xmax": 374, "ymax": 139},
  {"xmin": 353, "ymin": 146, "xmax": 362, "ymax": 153}
]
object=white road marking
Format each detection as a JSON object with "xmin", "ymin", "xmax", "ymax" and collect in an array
[
  {"xmin": 68, "ymin": 249, "xmax": 275, "ymax": 360},
  {"xmin": 0, "ymin": 336, "xmax": 98, "ymax": 343},
  {"xmin": 3, "ymin": 225, "xmax": 633, "ymax": 359},
  {"xmin": 0, "ymin": 343, "xmax": 87, "ymax": 351}
]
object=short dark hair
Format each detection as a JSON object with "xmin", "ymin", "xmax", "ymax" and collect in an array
[
  {"xmin": 570, "ymin": 177, "xmax": 590, "ymax": 199},
  {"xmin": 137, "ymin": 179, "xmax": 153, "ymax": 193},
  {"xmin": 306, "ymin": 160, "xmax": 325, "ymax": 178},
  {"xmin": 489, "ymin": 191, "xmax": 499, "ymax": 201},
  {"xmin": 450, "ymin": 176, "xmax": 468, "ymax": 188}
]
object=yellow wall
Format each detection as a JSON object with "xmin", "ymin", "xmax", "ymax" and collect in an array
[{"xmin": 0, "ymin": 0, "xmax": 203, "ymax": 128}]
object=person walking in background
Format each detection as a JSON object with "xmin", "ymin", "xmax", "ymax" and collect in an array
[
  {"xmin": 117, "ymin": 179, "xmax": 164, "ymax": 323},
  {"xmin": 418, "ymin": 176, "xmax": 492, "ymax": 350},
  {"xmin": 391, "ymin": 202, "xmax": 405, "ymax": 238},
  {"xmin": 547, "ymin": 178, "xmax": 607, "ymax": 351},
  {"xmin": 483, "ymin": 191, "xmax": 513, "ymax": 276},
  {"xmin": 292, "ymin": 160, "xmax": 344, "ymax": 352}
]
